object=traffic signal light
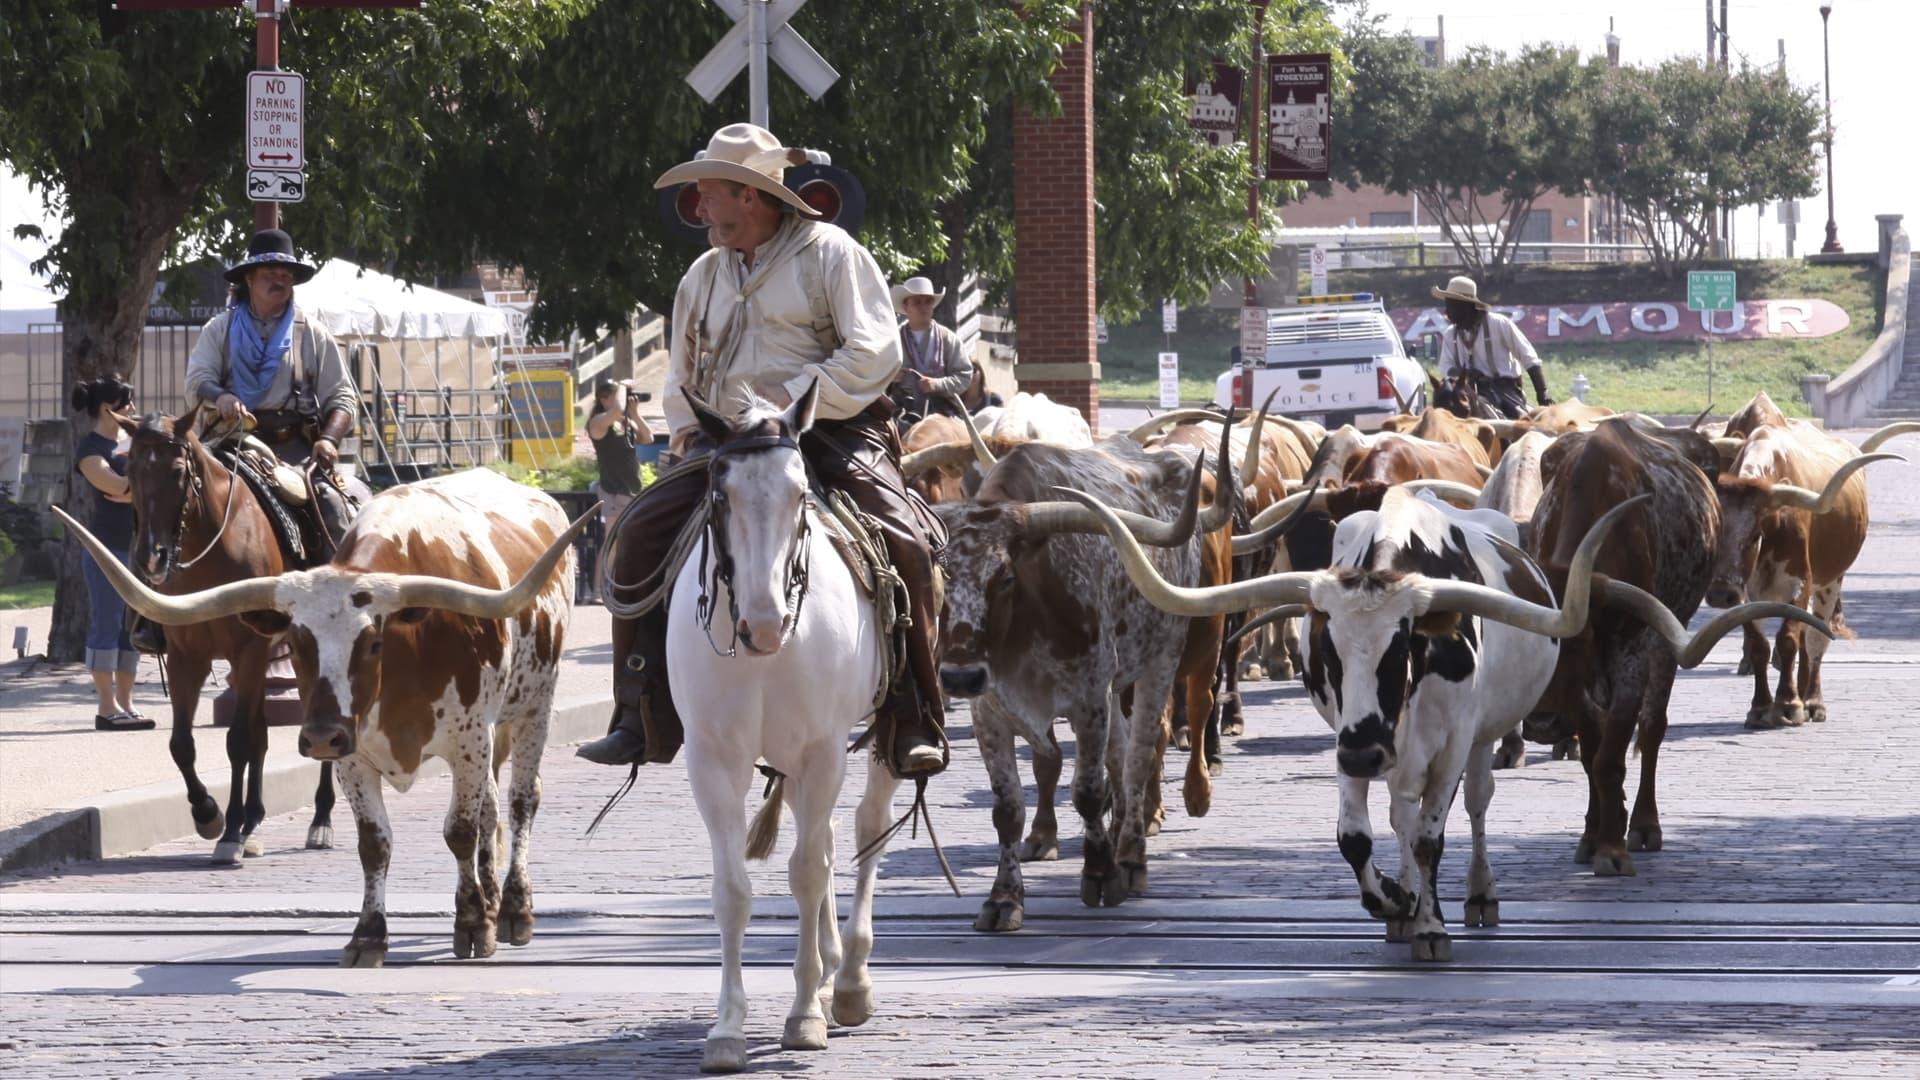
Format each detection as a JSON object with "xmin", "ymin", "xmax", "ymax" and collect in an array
[{"xmin": 657, "ymin": 161, "xmax": 867, "ymax": 245}]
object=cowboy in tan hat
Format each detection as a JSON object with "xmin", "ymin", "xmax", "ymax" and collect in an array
[
  {"xmin": 1431, "ymin": 274, "xmax": 1552, "ymax": 419},
  {"xmin": 580, "ymin": 123, "xmax": 951, "ymax": 780},
  {"xmin": 888, "ymin": 276, "xmax": 972, "ymax": 421}
]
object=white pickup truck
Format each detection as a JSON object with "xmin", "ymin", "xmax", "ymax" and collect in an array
[{"xmin": 1212, "ymin": 294, "xmax": 1427, "ymax": 430}]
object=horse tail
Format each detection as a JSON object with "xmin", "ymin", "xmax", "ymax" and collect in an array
[{"xmin": 745, "ymin": 775, "xmax": 785, "ymax": 861}]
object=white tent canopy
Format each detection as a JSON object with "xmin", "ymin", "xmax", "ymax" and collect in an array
[{"xmin": 300, "ymin": 258, "xmax": 508, "ymax": 340}]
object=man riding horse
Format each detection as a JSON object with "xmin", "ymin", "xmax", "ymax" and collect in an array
[
  {"xmin": 578, "ymin": 123, "xmax": 950, "ymax": 779},
  {"xmin": 1433, "ymin": 274, "xmax": 1553, "ymax": 420}
]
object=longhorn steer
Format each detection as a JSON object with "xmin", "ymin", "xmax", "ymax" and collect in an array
[
  {"xmin": 62, "ymin": 469, "xmax": 588, "ymax": 965},
  {"xmin": 936, "ymin": 429, "xmax": 1235, "ymax": 932}
]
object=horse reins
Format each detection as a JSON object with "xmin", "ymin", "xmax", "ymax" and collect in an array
[
  {"xmin": 695, "ymin": 432, "xmax": 814, "ymax": 658},
  {"xmin": 139, "ymin": 431, "xmax": 240, "ymax": 577}
]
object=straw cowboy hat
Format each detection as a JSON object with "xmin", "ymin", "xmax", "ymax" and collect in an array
[
  {"xmin": 890, "ymin": 276, "xmax": 946, "ymax": 311},
  {"xmin": 1431, "ymin": 274, "xmax": 1490, "ymax": 310},
  {"xmin": 224, "ymin": 228, "xmax": 318, "ymax": 285},
  {"xmin": 652, "ymin": 123, "xmax": 821, "ymax": 218}
]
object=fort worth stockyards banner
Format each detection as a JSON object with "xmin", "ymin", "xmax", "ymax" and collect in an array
[
  {"xmin": 1184, "ymin": 63, "xmax": 1244, "ymax": 149},
  {"xmin": 1267, "ymin": 53, "xmax": 1331, "ymax": 181},
  {"xmin": 1389, "ymin": 299, "xmax": 1852, "ymax": 344}
]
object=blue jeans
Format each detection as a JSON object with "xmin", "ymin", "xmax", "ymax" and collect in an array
[{"xmin": 81, "ymin": 546, "xmax": 139, "ymax": 675}]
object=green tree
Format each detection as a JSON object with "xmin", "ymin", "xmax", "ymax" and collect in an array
[{"xmin": 1594, "ymin": 59, "xmax": 1821, "ymax": 275}]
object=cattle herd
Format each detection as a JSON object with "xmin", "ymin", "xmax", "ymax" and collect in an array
[{"xmin": 54, "ymin": 389, "xmax": 1918, "ymax": 1072}]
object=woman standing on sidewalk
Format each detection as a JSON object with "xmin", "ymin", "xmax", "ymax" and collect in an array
[{"xmin": 71, "ymin": 375, "xmax": 153, "ymax": 731}]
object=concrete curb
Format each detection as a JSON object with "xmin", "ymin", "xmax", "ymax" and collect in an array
[{"xmin": 0, "ymin": 693, "xmax": 612, "ymax": 876}]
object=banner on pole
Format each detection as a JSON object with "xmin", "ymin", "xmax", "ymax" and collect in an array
[
  {"xmin": 1183, "ymin": 63, "xmax": 1244, "ymax": 149},
  {"xmin": 1266, "ymin": 53, "xmax": 1331, "ymax": 181}
]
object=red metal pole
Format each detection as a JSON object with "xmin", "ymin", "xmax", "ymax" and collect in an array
[
  {"xmin": 1243, "ymin": 0, "xmax": 1267, "ymax": 306},
  {"xmin": 254, "ymin": 0, "xmax": 280, "ymax": 232}
]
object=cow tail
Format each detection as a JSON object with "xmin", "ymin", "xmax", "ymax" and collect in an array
[{"xmin": 745, "ymin": 775, "xmax": 786, "ymax": 861}]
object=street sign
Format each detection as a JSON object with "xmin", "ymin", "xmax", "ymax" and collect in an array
[
  {"xmin": 245, "ymin": 168, "xmax": 305, "ymax": 203},
  {"xmin": 1776, "ymin": 200, "xmax": 1800, "ymax": 225},
  {"xmin": 246, "ymin": 70, "xmax": 305, "ymax": 170},
  {"xmin": 1161, "ymin": 300, "xmax": 1178, "ymax": 334},
  {"xmin": 1687, "ymin": 270, "xmax": 1737, "ymax": 312},
  {"xmin": 1310, "ymin": 245, "xmax": 1328, "ymax": 296},
  {"xmin": 1095, "ymin": 316, "xmax": 1109, "ymax": 345},
  {"xmin": 1239, "ymin": 306, "xmax": 1268, "ymax": 365},
  {"xmin": 686, "ymin": 0, "xmax": 838, "ymax": 122},
  {"xmin": 1158, "ymin": 352, "xmax": 1181, "ymax": 409}
]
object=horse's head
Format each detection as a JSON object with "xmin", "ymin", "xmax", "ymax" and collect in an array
[
  {"xmin": 687, "ymin": 379, "xmax": 822, "ymax": 657},
  {"xmin": 124, "ymin": 411, "xmax": 209, "ymax": 584}
]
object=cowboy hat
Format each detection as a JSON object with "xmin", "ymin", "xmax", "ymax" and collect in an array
[
  {"xmin": 1431, "ymin": 274, "xmax": 1490, "ymax": 309},
  {"xmin": 224, "ymin": 228, "xmax": 318, "ymax": 285},
  {"xmin": 652, "ymin": 123, "xmax": 822, "ymax": 219},
  {"xmin": 890, "ymin": 276, "xmax": 946, "ymax": 311}
]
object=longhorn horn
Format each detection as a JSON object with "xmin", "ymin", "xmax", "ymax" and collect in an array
[
  {"xmin": 1474, "ymin": 462, "xmax": 1494, "ymax": 481},
  {"xmin": 1022, "ymin": 462, "xmax": 1205, "ymax": 547},
  {"xmin": 1481, "ymin": 419, "xmax": 1526, "ymax": 442},
  {"xmin": 1053, "ymin": 487, "xmax": 1318, "ymax": 615},
  {"xmin": 899, "ymin": 440, "xmax": 978, "ymax": 477},
  {"xmin": 1411, "ymin": 494, "xmax": 1650, "ymax": 637},
  {"xmin": 1711, "ymin": 436, "xmax": 1745, "ymax": 464},
  {"xmin": 388, "ymin": 506, "xmax": 598, "ymax": 619},
  {"xmin": 1232, "ymin": 482, "xmax": 1326, "ymax": 556},
  {"xmin": 1860, "ymin": 421, "xmax": 1920, "ymax": 454},
  {"xmin": 1201, "ymin": 395, "xmax": 1268, "ymax": 535},
  {"xmin": 1224, "ymin": 605, "xmax": 1310, "ymax": 650},
  {"xmin": 1591, "ymin": 575, "xmax": 1831, "ymax": 669},
  {"xmin": 1388, "ymin": 378, "xmax": 1413, "ymax": 417},
  {"xmin": 1688, "ymin": 404, "xmax": 1714, "ymax": 431},
  {"xmin": 1126, "ymin": 408, "xmax": 1231, "ymax": 443},
  {"xmin": 52, "ymin": 506, "xmax": 281, "ymax": 624},
  {"xmin": 1764, "ymin": 453, "xmax": 1904, "ymax": 513},
  {"xmin": 1400, "ymin": 479, "xmax": 1484, "ymax": 508},
  {"xmin": 951, "ymin": 396, "xmax": 999, "ymax": 469}
]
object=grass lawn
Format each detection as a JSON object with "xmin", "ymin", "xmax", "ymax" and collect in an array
[
  {"xmin": 0, "ymin": 579, "xmax": 55, "ymax": 609},
  {"xmin": 1097, "ymin": 259, "xmax": 1882, "ymax": 415}
]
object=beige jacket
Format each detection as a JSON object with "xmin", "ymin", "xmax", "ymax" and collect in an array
[
  {"xmin": 664, "ymin": 218, "xmax": 902, "ymax": 438},
  {"xmin": 1439, "ymin": 311, "xmax": 1541, "ymax": 381}
]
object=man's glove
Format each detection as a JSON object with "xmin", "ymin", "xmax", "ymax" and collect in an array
[{"xmin": 1528, "ymin": 367, "xmax": 1554, "ymax": 407}]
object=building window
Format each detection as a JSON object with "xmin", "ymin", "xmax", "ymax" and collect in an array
[{"xmin": 1369, "ymin": 211, "xmax": 1413, "ymax": 228}]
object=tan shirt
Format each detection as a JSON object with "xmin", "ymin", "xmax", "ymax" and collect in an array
[
  {"xmin": 1439, "ymin": 311, "xmax": 1541, "ymax": 381},
  {"xmin": 185, "ymin": 303, "xmax": 358, "ymax": 416},
  {"xmin": 664, "ymin": 218, "xmax": 901, "ymax": 438}
]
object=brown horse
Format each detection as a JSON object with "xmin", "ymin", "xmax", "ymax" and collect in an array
[{"xmin": 122, "ymin": 411, "xmax": 334, "ymax": 864}]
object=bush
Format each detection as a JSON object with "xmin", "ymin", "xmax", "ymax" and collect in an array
[
  {"xmin": 485, "ymin": 455, "xmax": 655, "ymax": 493},
  {"xmin": 0, "ymin": 482, "xmax": 42, "ymax": 550}
]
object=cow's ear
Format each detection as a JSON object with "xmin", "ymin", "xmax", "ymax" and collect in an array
[
  {"xmin": 1413, "ymin": 610, "xmax": 1463, "ymax": 639},
  {"xmin": 393, "ymin": 607, "xmax": 431, "ymax": 626},
  {"xmin": 238, "ymin": 610, "xmax": 292, "ymax": 638}
]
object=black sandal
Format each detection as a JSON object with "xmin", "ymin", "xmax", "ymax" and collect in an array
[{"xmin": 95, "ymin": 712, "xmax": 157, "ymax": 732}]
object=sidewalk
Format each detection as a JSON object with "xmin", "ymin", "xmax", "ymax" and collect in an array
[{"xmin": 0, "ymin": 603, "xmax": 618, "ymax": 872}]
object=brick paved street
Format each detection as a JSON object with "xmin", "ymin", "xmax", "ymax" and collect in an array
[{"xmin": 2, "ymin": 434, "xmax": 1917, "ymax": 1077}]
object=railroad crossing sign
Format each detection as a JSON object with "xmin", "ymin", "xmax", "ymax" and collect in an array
[
  {"xmin": 686, "ymin": 0, "xmax": 839, "ymax": 126},
  {"xmin": 1687, "ymin": 270, "xmax": 1737, "ymax": 312},
  {"xmin": 246, "ymin": 70, "xmax": 305, "ymax": 170},
  {"xmin": 245, "ymin": 168, "xmax": 305, "ymax": 204}
]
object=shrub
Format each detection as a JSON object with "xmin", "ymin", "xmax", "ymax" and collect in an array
[{"xmin": 484, "ymin": 455, "xmax": 655, "ymax": 493}]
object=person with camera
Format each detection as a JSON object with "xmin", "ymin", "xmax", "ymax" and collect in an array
[
  {"xmin": 183, "ymin": 228, "xmax": 360, "ymax": 556},
  {"xmin": 71, "ymin": 375, "xmax": 154, "ymax": 731},
  {"xmin": 587, "ymin": 378, "xmax": 656, "ymax": 532}
]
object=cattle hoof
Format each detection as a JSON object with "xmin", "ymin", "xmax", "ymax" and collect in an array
[
  {"xmin": 340, "ymin": 940, "xmax": 386, "ymax": 968},
  {"xmin": 1081, "ymin": 871, "xmax": 1128, "ymax": 908},
  {"xmin": 453, "ymin": 923, "xmax": 498, "ymax": 960},
  {"xmin": 1173, "ymin": 727, "xmax": 1192, "ymax": 752},
  {"xmin": 1120, "ymin": 861, "xmax": 1149, "ymax": 898},
  {"xmin": 1492, "ymin": 739, "xmax": 1526, "ymax": 770},
  {"xmin": 1145, "ymin": 817, "xmax": 1162, "ymax": 838},
  {"xmin": 1773, "ymin": 703, "xmax": 1808, "ymax": 727},
  {"xmin": 1592, "ymin": 851, "xmax": 1637, "ymax": 877},
  {"xmin": 1385, "ymin": 919, "xmax": 1412, "ymax": 944},
  {"xmin": 1183, "ymin": 784, "xmax": 1211, "ymax": 820},
  {"xmin": 1207, "ymin": 758, "xmax": 1225, "ymax": 779},
  {"xmin": 973, "ymin": 898, "xmax": 1024, "ymax": 933},
  {"xmin": 1412, "ymin": 932, "xmax": 1454, "ymax": 963},
  {"xmin": 193, "ymin": 809, "xmax": 224, "ymax": 841},
  {"xmin": 1808, "ymin": 704, "xmax": 1828, "ymax": 724},
  {"xmin": 1746, "ymin": 706, "xmax": 1782, "ymax": 730},
  {"xmin": 306, "ymin": 825, "xmax": 334, "ymax": 850},
  {"xmin": 1627, "ymin": 825, "xmax": 1663, "ymax": 853},
  {"xmin": 701, "ymin": 1037, "xmax": 749, "ymax": 1074},
  {"xmin": 1018, "ymin": 836, "xmax": 1059, "ymax": 862},
  {"xmin": 1243, "ymin": 663, "xmax": 1267, "ymax": 681},
  {"xmin": 1269, "ymin": 657, "xmax": 1296, "ymax": 682},
  {"xmin": 1735, "ymin": 656, "xmax": 1754, "ymax": 676},
  {"xmin": 211, "ymin": 840, "xmax": 243, "ymax": 865},
  {"xmin": 500, "ymin": 909, "xmax": 534, "ymax": 947},
  {"xmin": 831, "ymin": 985, "xmax": 874, "ymax": 1027},
  {"xmin": 781, "ymin": 1016, "xmax": 829, "ymax": 1051},
  {"xmin": 242, "ymin": 835, "xmax": 264, "ymax": 858},
  {"xmin": 1464, "ymin": 896, "xmax": 1500, "ymax": 928},
  {"xmin": 1551, "ymin": 738, "xmax": 1577, "ymax": 761},
  {"xmin": 1220, "ymin": 716, "xmax": 1245, "ymax": 738}
]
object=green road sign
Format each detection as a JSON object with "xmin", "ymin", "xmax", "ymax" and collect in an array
[{"xmin": 1687, "ymin": 270, "xmax": 1737, "ymax": 312}]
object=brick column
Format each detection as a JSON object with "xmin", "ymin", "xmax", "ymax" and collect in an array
[{"xmin": 1011, "ymin": 1, "xmax": 1099, "ymax": 429}]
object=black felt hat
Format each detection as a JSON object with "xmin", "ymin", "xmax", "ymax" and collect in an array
[{"xmin": 223, "ymin": 229, "xmax": 318, "ymax": 285}]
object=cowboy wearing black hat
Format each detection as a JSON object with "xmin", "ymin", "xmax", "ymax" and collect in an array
[{"xmin": 184, "ymin": 228, "xmax": 360, "ymax": 553}]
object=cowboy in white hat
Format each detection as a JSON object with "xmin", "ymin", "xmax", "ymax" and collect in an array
[
  {"xmin": 1431, "ymin": 274, "xmax": 1553, "ymax": 419},
  {"xmin": 581, "ymin": 123, "xmax": 952, "ymax": 780},
  {"xmin": 888, "ymin": 276, "xmax": 973, "ymax": 420}
]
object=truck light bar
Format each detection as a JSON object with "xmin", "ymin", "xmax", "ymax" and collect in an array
[{"xmin": 1294, "ymin": 292, "xmax": 1374, "ymax": 306}]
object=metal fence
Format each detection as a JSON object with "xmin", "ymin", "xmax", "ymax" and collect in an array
[{"xmin": 1292, "ymin": 241, "xmax": 1650, "ymax": 271}]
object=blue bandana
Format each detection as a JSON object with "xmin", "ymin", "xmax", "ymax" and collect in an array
[{"xmin": 226, "ymin": 302, "xmax": 296, "ymax": 409}]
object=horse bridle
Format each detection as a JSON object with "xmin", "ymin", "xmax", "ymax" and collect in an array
[
  {"xmin": 134, "ymin": 429, "xmax": 239, "ymax": 583},
  {"xmin": 695, "ymin": 431, "xmax": 815, "ymax": 658}
]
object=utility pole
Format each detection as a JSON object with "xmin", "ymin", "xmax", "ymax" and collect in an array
[{"xmin": 252, "ymin": 0, "xmax": 281, "ymax": 232}]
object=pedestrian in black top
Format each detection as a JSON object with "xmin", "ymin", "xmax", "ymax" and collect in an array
[
  {"xmin": 587, "ymin": 378, "xmax": 656, "ymax": 533},
  {"xmin": 71, "ymin": 375, "xmax": 154, "ymax": 731}
]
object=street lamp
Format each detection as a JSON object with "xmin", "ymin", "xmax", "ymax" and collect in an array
[{"xmin": 1819, "ymin": 1, "xmax": 1842, "ymax": 253}]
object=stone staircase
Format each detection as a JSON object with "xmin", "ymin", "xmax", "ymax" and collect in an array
[{"xmin": 1865, "ymin": 261, "xmax": 1920, "ymax": 422}]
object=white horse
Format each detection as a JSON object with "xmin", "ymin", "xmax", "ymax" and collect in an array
[{"xmin": 666, "ymin": 383, "xmax": 900, "ymax": 1074}]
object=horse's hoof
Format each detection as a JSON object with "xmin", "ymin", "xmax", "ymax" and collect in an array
[
  {"xmin": 1385, "ymin": 919, "xmax": 1412, "ymax": 944},
  {"xmin": 500, "ymin": 909, "xmax": 534, "ymax": 947},
  {"xmin": 1573, "ymin": 838, "xmax": 1595, "ymax": 865},
  {"xmin": 1627, "ymin": 825, "xmax": 1663, "ymax": 852},
  {"xmin": 832, "ymin": 985, "xmax": 874, "ymax": 1027},
  {"xmin": 1183, "ymin": 785, "xmax": 1211, "ymax": 819},
  {"xmin": 211, "ymin": 840, "xmax": 243, "ymax": 865},
  {"xmin": 242, "ymin": 835, "xmax": 264, "ymax": 858},
  {"xmin": 1412, "ymin": 932, "xmax": 1454, "ymax": 962},
  {"xmin": 1592, "ymin": 850, "xmax": 1637, "ymax": 877},
  {"xmin": 1172, "ymin": 727, "xmax": 1192, "ymax": 752},
  {"xmin": 1242, "ymin": 663, "xmax": 1267, "ymax": 681},
  {"xmin": 1735, "ymin": 656, "xmax": 1754, "ymax": 676},
  {"xmin": 306, "ymin": 825, "xmax": 334, "ymax": 850},
  {"xmin": 1551, "ymin": 738, "xmax": 1577, "ymax": 761},
  {"xmin": 453, "ymin": 923, "xmax": 497, "ymax": 960},
  {"xmin": 1464, "ymin": 896, "xmax": 1500, "ymax": 928},
  {"xmin": 1207, "ymin": 759, "xmax": 1224, "ymax": 778},
  {"xmin": 701, "ymin": 1037, "xmax": 748, "ymax": 1074},
  {"xmin": 1018, "ymin": 836, "xmax": 1058, "ymax": 863},
  {"xmin": 781, "ymin": 1016, "xmax": 829, "ymax": 1052},
  {"xmin": 1746, "ymin": 706, "xmax": 1781, "ymax": 730},
  {"xmin": 1772, "ymin": 703, "xmax": 1808, "ymax": 727},
  {"xmin": 194, "ymin": 812, "xmax": 224, "ymax": 841},
  {"xmin": 1220, "ymin": 717, "xmax": 1245, "ymax": 737},
  {"xmin": 340, "ymin": 940, "xmax": 386, "ymax": 968},
  {"xmin": 973, "ymin": 898, "xmax": 1024, "ymax": 933}
]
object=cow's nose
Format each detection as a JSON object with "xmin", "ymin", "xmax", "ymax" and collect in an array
[
  {"xmin": 1703, "ymin": 583, "xmax": 1743, "ymax": 609},
  {"xmin": 940, "ymin": 665, "xmax": 988, "ymax": 698},
  {"xmin": 1336, "ymin": 745, "xmax": 1390, "ymax": 779},
  {"xmin": 298, "ymin": 724, "xmax": 354, "ymax": 761}
]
